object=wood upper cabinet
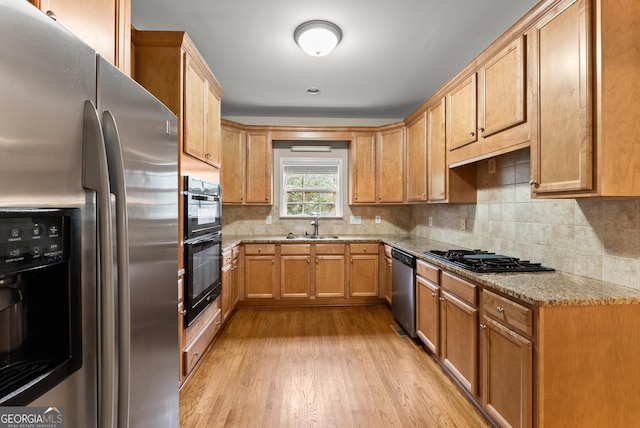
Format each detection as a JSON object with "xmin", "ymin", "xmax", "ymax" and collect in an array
[
  {"xmin": 447, "ymin": 35, "xmax": 530, "ymax": 167},
  {"xmin": 405, "ymin": 112, "xmax": 427, "ymax": 202},
  {"xmin": 220, "ymin": 125, "xmax": 245, "ymax": 203},
  {"xmin": 531, "ymin": 0, "xmax": 640, "ymax": 197},
  {"xmin": 245, "ymin": 131, "xmax": 272, "ymax": 204},
  {"xmin": 220, "ymin": 122, "xmax": 272, "ymax": 205},
  {"xmin": 132, "ymin": 31, "xmax": 223, "ymax": 173},
  {"xmin": 376, "ymin": 126, "xmax": 405, "ymax": 203},
  {"xmin": 349, "ymin": 133, "xmax": 377, "ymax": 204},
  {"xmin": 30, "ymin": 0, "xmax": 131, "ymax": 75},
  {"xmin": 531, "ymin": 0, "xmax": 592, "ymax": 195},
  {"xmin": 280, "ymin": 244, "xmax": 311, "ymax": 299},
  {"xmin": 427, "ymin": 98, "xmax": 447, "ymax": 202}
]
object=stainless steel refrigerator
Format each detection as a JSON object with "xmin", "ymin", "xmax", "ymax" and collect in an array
[{"xmin": 0, "ymin": 1, "xmax": 179, "ymax": 427}]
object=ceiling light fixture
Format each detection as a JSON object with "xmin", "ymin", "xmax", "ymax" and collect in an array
[
  {"xmin": 290, "ymin": 145, "xmax": 332, "ymax": 152},
  {"xmin": 306, "ymin": 87, "xmax": 321, "ymax": 95},
  {"xmin": 294, "ymin": 20, "xmax": 342, "ymax": 57}
]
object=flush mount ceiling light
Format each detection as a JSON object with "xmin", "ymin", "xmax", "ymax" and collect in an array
[
  {"xmin": 294, "ymin": 20, "xmax": 342, "ymax": 57},
  {"xmin": 306, "ymin": 87, "xmax": 321, "ymax": 95}
]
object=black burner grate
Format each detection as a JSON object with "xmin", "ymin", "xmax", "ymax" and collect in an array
[{"xmin": 427, "ymin": 249, "xmax": 554, "ymax": 273}]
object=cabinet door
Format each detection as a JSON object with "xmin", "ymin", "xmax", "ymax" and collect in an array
[
  {"xmin": 427, "ymin": 98, "xmax": 447, "ymax": 201},
  {"xmin": 230, "ymin": 258, "xmax": 239, "ymax": 307},
  {"xmin": 481, "ymin": 316, "xmax": 532, "ymax": 428},
  {"xmin": 532, "ymin": 0, "xmax": 592, "ymax": 194},
  {"xmin": 480, "ymin": 35, "xmax": 526, "ymax": 138},
  {"xmin": 416, "ymin": 275, "xmax": 440, "ymax": 355},
  {"xmin": 447, "ymin": 74, "xmax": 478, "ymax": 150},
  {"xmin": 205, "ymin": 83, "xmax": 221, "ymax": 167},
  {"xmin": 36, "ymin": 0, "xmax": 130, "ymax": 73},
  {"xmin": 281, "ymin": 255, "xmax": 311, "ymax": 298},
  {"xmin": 315, "ymin": 255, "xmax": 346, "ymax": 298},
  {"xmin": 183, "ymin": 53, "xmax": 207, "ymax": 161},
  {"xmin": 245, "ymin": 132, "xmax": 272, "ymax": 204},
  {"xmin": 406, "ymin": 113, "xmax": 427, "ymax": 202},
  {"xmin": 349, "ymin": 134, "xmax": 377, "ymax": 204},
  {"xmin": 376, "ymin": 127, "xmax": 405, "ymax": 203},
  {"xmin": 244, "ymin": 255, "xmax": 276, "ymax": 298},
  {"xmin": 383, "ymin": 255, "xmax": 392, "ymax": 304},
  {"xmin": 350, "ymin": 254, "xmax": 379, "ymax": 297},
  {"xmin": 440, "ymin": 290, "xmax": 479, "ymax": 396},
  {"xmin": 221, "ymin": 125, "xmax": 245, "ymax": 204}
]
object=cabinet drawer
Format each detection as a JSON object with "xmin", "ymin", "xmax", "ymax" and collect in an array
[
  {"xmin": 280, "ymin": 244, "xmax": 311, "ymax": 255},
  {"xmin": 416, "ymin": 260, "xmax": 439, "ymax": 284},
  {"xmin": 183, "ymin": 307, "xmax": 222, "ymax": 375},
  {"xmin": 315, "ymin": 243, "xmax": 345, "ymax": 254},
  {"xmin": 482, "ymin": 290, "xmax": 532, "ymax": 336},
  {"xmin": 244, "ymin": 243, "xmax": 276, "ymax": 255},
  {"xmin": 441, "ymin": 271, "xmax": 477, "ymax": 306},
  {"xmin": 349, "ymin": 243, "xmax": 379, "ymax": 254},
  {"xmin": 222, "ymin": 249, "xmax": 233, "ymax": 266}
]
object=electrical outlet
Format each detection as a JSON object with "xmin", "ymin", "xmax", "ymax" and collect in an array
[
  {"xmin": 265, "ymin": 215, "xmax": 272, "ymax": 225},
  {"xmin": 375, "ymin": 215, "xmax": 381, "ymax": 224},
  {"xmin": 350, "ymin": 216, "xmax": 362, "ymax": 225},
  {"xmin": 488, "ymin": 158, "xmax": 497, "ymax": 174},
  {"xmin": 428, "ymin": 216, "xmax": 433, "ymax": 227},
  {"xmin": 460, "ymin": 218, "xmax": 467, "ymax": 231}
]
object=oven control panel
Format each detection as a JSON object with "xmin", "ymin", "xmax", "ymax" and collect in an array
[{"xmin": 0, "ymin": 211, "xmax": 69, "ymax": 274}]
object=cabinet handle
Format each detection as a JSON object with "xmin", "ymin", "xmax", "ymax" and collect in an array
[
  {"xmin": 46, "ymin": 10, "xmax": 57, "ymax": 21},
  {"xmin": 496, "ymin": 306, "xmax": 504, "ymax": 313},
  {"xmin": 468, "ymin": 131, "xmax": 475, "ymax": 137},
  {"xmin": 438, "ymin": 297, "xmax": 445, "ymax": 302},
  {"xmin": 480, "ymin": 324, "xmax": 487, "ymax": 330},
  {"xmin": 431, "ymin": 292, "xmax": 437, "ymax": 298}
]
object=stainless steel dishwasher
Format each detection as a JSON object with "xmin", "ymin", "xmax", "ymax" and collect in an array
[{"xmin": 391, "ymin": 248, "xmax": 417, "ymax": 337}]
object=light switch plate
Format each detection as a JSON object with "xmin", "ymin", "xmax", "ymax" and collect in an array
[
  {"xmin": 375, "ymin": 215, "xmax": 381, "ymax": 224},
  {"xmin": 350, "ymin": 216, "xmax": 362, "ymax": 224},
  {"xmin": 265, "ymin": 215, "xmax": 272, "ymax": 224}
]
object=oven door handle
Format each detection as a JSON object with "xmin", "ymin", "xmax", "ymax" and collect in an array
[{"xmin": 185, "ymin": 232, "xmax": 221, "ymax": 246}]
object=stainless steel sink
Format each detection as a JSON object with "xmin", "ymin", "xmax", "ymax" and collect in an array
[{"xmin": 285, "ymin": 233, "xmax": 339, "ymax": 240}]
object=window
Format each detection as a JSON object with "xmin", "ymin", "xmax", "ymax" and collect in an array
[{"xmin": 280, "ymin": 158, "xmax": 343, "ymax": 218}]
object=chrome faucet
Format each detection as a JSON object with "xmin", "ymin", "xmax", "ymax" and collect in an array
[{"xmin": 310, "ymin": 217, "xmax": 321, "ymax": 236}]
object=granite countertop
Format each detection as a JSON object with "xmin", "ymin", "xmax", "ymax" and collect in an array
[{"xmin": 222, "ymin": 234, "xmax": 640, "ymax": 307}]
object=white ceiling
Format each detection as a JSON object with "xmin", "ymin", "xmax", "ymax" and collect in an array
[{"xmin": 131, "ymin": 0, "xmax": 539, "ymax": 122}]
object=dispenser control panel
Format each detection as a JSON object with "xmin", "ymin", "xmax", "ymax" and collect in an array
[{"xmin": 0, "ymin": 211, "xmax": 70, "ymax": 274}]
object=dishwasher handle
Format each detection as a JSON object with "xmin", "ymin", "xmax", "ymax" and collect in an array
[{"xmin": 391, "ymin": 248, "xmax": 416, "ymax": 268}]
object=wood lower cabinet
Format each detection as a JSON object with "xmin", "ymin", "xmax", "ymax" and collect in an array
[
  {"xmin": 439, "ymin": 272, "xmax": 479, "ymax": 397},
  {"xmin": 221, "ymin": 246, "xmax": 239, "ymax": 323},
  {"xmin": 315, "ymin": 244, "xmax": 346, "ymax": 298},
  {"xmin": 244, "ymin": 244, "xmax": 276, "ymax": 298},
  {"xmin": 349, "ymin": 243, "xmax": 380, "ymax": 297},
  {"xmin": 182, "ymin": 298, "xmax": 222, "ymax": 377},
  {"xmin": 29, "ymin": 0, "xmax": 131, "ymax": 75},
  {"xmin": 280, "ymin": 244, "xmax": 311, "ymax": 298},
  {"xmin": 178, "ymin": 273, "xmax": 185, "ymax": 385},
  {"xmin": 416, "ymin": 260, "xmax": 441, "ymax": 355},
  {"xmin": 381, "ymin": 245, "xmax": 392, "ymax": 304}
]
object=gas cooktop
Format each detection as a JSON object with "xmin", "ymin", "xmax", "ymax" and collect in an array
[{"xmin": 426, "ymin": 249, "xmax": 554, "ymax": 273}]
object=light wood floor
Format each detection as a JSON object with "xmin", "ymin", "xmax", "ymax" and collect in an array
[{"xmin": 179, "ymin": 305, "xmax": 492, "ymax": 427}]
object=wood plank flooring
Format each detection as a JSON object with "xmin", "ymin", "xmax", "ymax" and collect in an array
[{"xmin": 180, "ymin": 305, "xmax": 491, "ymax": 427}]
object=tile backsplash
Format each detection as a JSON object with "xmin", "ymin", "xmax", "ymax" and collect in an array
[
  {"xmin": 222, "ymin": 147, "xmax": 640, "ymax": 290},
  {"xmin": 411, "ymin": 148, "xmax": 640, "ymax": 290}
]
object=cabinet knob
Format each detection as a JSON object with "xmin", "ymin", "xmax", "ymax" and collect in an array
[
  {"xmin": 496, "ymin": 306, "xmax": 504, "ymax": 313},
  {"xmin": 216, "ymin": 320, "xmax": 221, "ymax": 325},
  {"xmin": 438, "ymin": 297, "xmax": 445, "ymax": 302},
  {"xmin": 478, "ymin": 127, "xmax": 485, "ymax": 133},
  {"xmin": 205, "ymin": 153, "xmax": 211, "ymax": 158},
  {"xmin": 307, "ymin": 258, "xmax": 310, "ymax": 264},
  {"xmin": 46, "ymin": 10, "xmax": 57, "ymax": 21},
  {"xmin": 316, "ymin": 258, "xmax": 319, "ymax": 264},
  {"xmin": 363, "ymin": 247, "xmax": 367, "ymax": 253},
  {"xmin": 469, "ymin": 131, "xmax": 475, "ymax": 137},
  {"xmin": 480, "ymin": 324, "xmax": 487, "ymax": 330},
  {"xmin": 181, "ymin": 309, "xmax": 187, "ymax": 316},
  {"xmin": 272, "ymin": 259, "xmax": 275, "ymax": 264},
  {"xmin": 431, "ymin": 292, "xmax": 437, "ymax": 298},
  {"xmin": 529, "ymin": 179, "xmax": 538, "ymax": 187},
  {"xmin": 193, "ymin": 351, "xmax": 199, "ymax": 357}
]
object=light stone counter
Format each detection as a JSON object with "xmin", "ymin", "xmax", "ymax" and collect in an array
[{"xmin": 222, "ymin": 234, "xmax": 640, "ymax": 307}]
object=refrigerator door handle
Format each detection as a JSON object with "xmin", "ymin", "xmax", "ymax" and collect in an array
[
  {"xmin": 82, "ymin": 100, "xmax": 117, "ymax": 428},
  {"xmin": 102, "ymin": 110, "xmax": 132, "ymax": 428}
]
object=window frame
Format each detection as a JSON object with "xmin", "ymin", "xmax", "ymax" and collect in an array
[{"xmin": 279, "ymin": 157, "xmax": 344, "ymax": 219}]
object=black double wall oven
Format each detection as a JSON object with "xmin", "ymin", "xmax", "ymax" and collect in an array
[{"xmin": 183, "ymin": 176, "xmax": 222, "ymax": 327}]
